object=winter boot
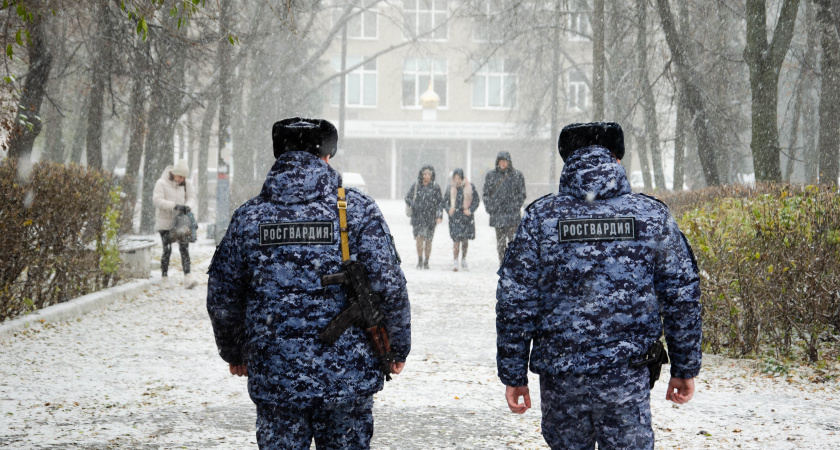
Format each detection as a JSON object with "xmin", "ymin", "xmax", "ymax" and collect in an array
[
  {"xmin": 423, "ymin": 259, "xmax": 430, "ymax": 270},
  {"xmin": 417, "ymin": 257, "xmax": 424, "ymax": 270},
  {"xmin": 461, "ymin": 258, "xmax": 469, "ymax": 271},
  {"xmin": 183, "ymin": 273, "xmax": 198, "ymax": 290},
  {"xmin": 452, "ymin": 259, "xmax": 459, "ymax": 272}
]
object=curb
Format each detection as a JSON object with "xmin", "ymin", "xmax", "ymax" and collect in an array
[{"xmin": 0, "ymin": 276, "xmax": 162, "ymax": 342}]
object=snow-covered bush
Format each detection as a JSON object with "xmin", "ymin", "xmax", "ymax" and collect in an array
[
  {"xmin": 662, "ymin": 184, "xmax": 840, "ymax": 364},
  {"xmin": 0, "ymin": 158, "xmax": 135, "ymax": 322}
]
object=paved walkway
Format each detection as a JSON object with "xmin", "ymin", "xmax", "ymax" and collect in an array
[{"xmin": 1, "ymin": 201, "xmax": 839, "ymax": 449}]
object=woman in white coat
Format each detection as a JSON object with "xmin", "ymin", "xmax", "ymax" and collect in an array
[{"xmin": 153, "ymin": 159, "xmax": 198, "ymax": 288}]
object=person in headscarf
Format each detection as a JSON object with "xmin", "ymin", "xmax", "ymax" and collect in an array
[
  {"xmin": 405, "ymin": 165, "xmax": 443, "ymax": 269},
  {"xmin": 442, "ymin": 168, "xmax": 480, "ymax": 271}
]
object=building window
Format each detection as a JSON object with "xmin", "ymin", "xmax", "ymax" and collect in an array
[
  {"xmin": 472, "ymin": 0, "xmax": 506, "ymax": 42},
  {"xmin": 331, "ymin": 56, "xmax": 377, "ymax": 107},
  {"xmin": 472, "ymin": 58, "xmax": 517, "ymax": 109},
  {"xmin": 402, "ymin": 57, "xmax": 447, "ymax": 107},
  {"xmin": 567, "ymin": 70, "xmax": 588, "ymax": 111},
  {"xmin": 333, "ymin": 0, "xmax": 378, "ymax": 39},
  {"xmin": 567, "ymin": 11, "xmax": 591, "ymax": 41},
  {"xmin": 403, "ymin": 0, "xmax": 448, "ymax": 41}
]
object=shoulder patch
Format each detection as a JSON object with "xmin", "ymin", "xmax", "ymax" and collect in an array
[
  {"xmin": 525, "ymin": 193, "xmax": 553, "ymax": 212},
  {"xmin": 259, "ymin": 221, "xmax": 334, "ymax": 246},
  {"xmin": 558, "ymin": 217, "xmax": 636, "ymax": 242}
]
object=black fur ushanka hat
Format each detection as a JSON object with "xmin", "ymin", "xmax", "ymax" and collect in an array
[
  {"xmin": 272, "ymin": 118, "xmax": 339, "ymax": 158},
  {"xmin": 558, "ymin": 122, "xmax": 625, "ymax": 162}
]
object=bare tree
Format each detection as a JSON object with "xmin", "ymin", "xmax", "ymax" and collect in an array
[
  {"xmin": 656, "ymin": 0, "xmax": 722, "ymax": 186},
  {"xmin": 6, "ymin": 8, "xmax": 52, "ymax": 160},
  {"xmin": 744, "ymin": 0, "xmax": 800, "ymax": 182},
  {"xmin": 636, "ymin": 0, "xmax": 665, "ymax": 190},
  {"xmin": 592, "ymin": 0, "xmax": 605, "ymax": 120},
  {"xmin": 815, "ymin": 0, "xmax": 840, "ymax": 184}
]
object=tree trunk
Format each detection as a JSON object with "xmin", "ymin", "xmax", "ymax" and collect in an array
[
  {"xmin": 139, "ymin": 25, "xmax": 188, "ymax": 233},
  {"xmin": 549, "ymin": 0, "xmax": 561, "ymax": 188},
  {"xmin": 672, "ymin": 0, "xmax": 690, "ymax": 190},
  {"xmin": 7, "ymin": 12, "xmax": 52, "ymax": 160},
  {"xmin": 655, "ymin": 0, "xmax": 721, "ymax": 186},
  {"xmin": 217, "ymin": 0, "xmax": 233, "ymax": 222},
  {"xmin": 197, "ymin": 98, "xmax": 218, "ymax": 222},
  {"xmin": 816, "ymin": 0, "xmax": 840, "ymax": 184},
  {"xmin": 125, "ymin": 40, "xmax": 147, "ymax": 198},
  {"xmin": 592, "ymin": 0, "xmax": 605, "ymax": 121},
  {"xmin": 42, "ymin": 97, "xmax": 65, "ymax": 163},
  {"xmin": 785, "ymin": 75, "xmax": 804, "ymax": 181},
  {"xmin": 744, "ymin": 0, "xmax": 800, "ymax": 182},
  {"xmin": 637, "ymin": 0, "xmax": 666, "ymax": 190},
  {"xmin": 85, "ymin": 0, "xmax": 110, "ymax": 170},
  {"xmin": 803, "ymin": 0, "xmax": 820, "ymax": 183}
]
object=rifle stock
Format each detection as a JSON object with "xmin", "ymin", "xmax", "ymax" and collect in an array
[{"xmin": 320, "ymin": 260, "xmax": 395, "ymax": 380}]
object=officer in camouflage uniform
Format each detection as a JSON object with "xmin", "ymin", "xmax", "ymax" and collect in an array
[
  {"xmin": 496, "ymin": 122, "xmax": 701, "ymax": 449},
  {"xmin": 207, "ymin": 118, "xmax": 411, "ymax": 450}
]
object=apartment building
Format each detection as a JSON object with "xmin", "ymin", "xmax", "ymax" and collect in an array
[{"xmin": 322, "ymin": 0, "xmax": 593, "ymax": 200}]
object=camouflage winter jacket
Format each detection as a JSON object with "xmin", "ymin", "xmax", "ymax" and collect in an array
[
  {"xmin": 207, "ymin": 151, "xmax": 411, "ymax": 407},
  {"xmin": 496, "ymin": 145, "xmax": 701, "ymax": 387}
]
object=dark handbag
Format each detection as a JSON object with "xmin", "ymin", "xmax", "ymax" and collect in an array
[
  {"xmin": 170, "ymin": 211, "xmax": 193, "ymax": 243},
  {"xmin": 187, "ymin": 211, "xmax": 197, "ymax": 243}
]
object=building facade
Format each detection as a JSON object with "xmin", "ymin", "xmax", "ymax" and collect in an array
[{"xmin": 321, "ymin": 0, "xmax": 593, "ymax": 200}]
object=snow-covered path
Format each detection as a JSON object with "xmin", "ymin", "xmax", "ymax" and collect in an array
[{"xmin": 1, "ymin": 200, "xmax": 839, "ymax": 449}]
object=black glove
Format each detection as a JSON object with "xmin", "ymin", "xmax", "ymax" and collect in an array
[{"xmin": 175, "ymin": 205, "xmax": 190, "ymax": 213}]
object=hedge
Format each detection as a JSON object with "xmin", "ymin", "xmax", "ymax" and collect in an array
[
  {"xmin": 660, "ymin": 184, "xmax": 840, "ymax": 365},
  {"xmin": 0, "ymin": 158, "xmax": 135, "ymax": 322}
]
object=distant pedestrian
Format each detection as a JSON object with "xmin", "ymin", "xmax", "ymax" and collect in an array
[
  {"xmin": 483, "ymin": 151, "xmax": 526, "ymax": 264},
  {"xmin": 443, "ymin": 168, "xmax": 480, "ymax": 272},
  {"xmin": 153, "ymin": 159, "xmax": 197, "ymax": 288},
  {"xmin": 405, "ymin": 165, "xmax": 443, "ymax": 269},
  {"xmin": 496, "ymin": 122, "xmax": 702, "ymax": 449}
]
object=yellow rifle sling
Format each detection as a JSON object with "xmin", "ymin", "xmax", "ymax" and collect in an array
[{"xmin": 337, "ymin": 187, "xmax": 350, "ymax": 261}]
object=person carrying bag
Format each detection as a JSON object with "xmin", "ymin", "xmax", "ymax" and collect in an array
[{"xmin": 153, "ymin": 159, "xmax": 198, "ymax": 288}]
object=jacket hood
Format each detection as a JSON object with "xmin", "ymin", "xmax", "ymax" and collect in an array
[
  {"xmin": 260, "ymin": 151, "xmax": 342, "ymax": 205},
  {"xmin": 559, "ymin": 145, "xmax": 632, "ymax": 201},
  {"xmin": 495, "ymin": 151, "xmax": 514, "ymax": 170},
  {"xmin": 416, "ymin": 165, "xmax": 437, "ymax": 184},
  {"xmin": 158, "ymin": 165, "xmax": 175, "ymax": 182}
]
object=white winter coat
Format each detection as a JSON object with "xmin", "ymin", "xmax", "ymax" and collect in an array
[{"xmin": 153, "ymin": 165, "xmax": 198, "ymax": 231}]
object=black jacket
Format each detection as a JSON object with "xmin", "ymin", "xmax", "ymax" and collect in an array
[
  {"xmin": 483, "ymin": 153, "xmax": 526, "ymax": 228},
  {"xmin": 406, "ymin": 165, "xmax": 443, "ymax": 230}
]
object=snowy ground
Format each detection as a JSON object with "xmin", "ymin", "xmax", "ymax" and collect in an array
[{"xmin": 1, "ymin": 200, "xmax": 840, "ymax": 449}]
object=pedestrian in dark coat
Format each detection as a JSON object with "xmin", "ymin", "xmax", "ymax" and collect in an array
[
  {"xmin": 496, "ymin": 122, "xmax": 701, "ymax": 450},
  {"xmin": 207, "ymin": 118, "xmax": 411, "ymax": 450},
  {"xmin": 405, "ymin": 165, "xmax": 443, "ymax": 269},
  {"xmin": 442, "ymin": 168, "xmax": 480, "ymax": 271},
  {"xmin": 483, "ymin": 151, "xmax": 526, "ymax": 264}
]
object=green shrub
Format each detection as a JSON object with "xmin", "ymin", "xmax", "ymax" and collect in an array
[
  {"xmin": 0, "ymin": 158, "xmax": 135, "ymax": 322},
  {"xmin": 670, "ymin": 184, "xmax": 840, "ymax": 364}
]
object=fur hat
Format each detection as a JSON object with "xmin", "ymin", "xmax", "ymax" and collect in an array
[
  {"xmin": 558, "ymin": 122, "xmax": 625, "ymax": 162},
  {"xmin": 272, "ymin": 118, "xmax": 338, "ymax": 159},
  {"xmin": 171, "ymin": 159, "xmax": 189, "ymax": 177}
]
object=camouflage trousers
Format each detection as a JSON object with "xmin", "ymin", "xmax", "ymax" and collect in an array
[
  {"xmin": 539, "ymin": 365, "xmax": 654, "ymax": 450},
  {"xmin": 255, "ymin": 396, "xmax": 374, "ymax": 450}
]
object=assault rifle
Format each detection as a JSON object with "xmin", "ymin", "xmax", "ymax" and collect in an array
[{"xmin": 320, "ymin": 260, "xmax": 395, "ymax": 381}]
